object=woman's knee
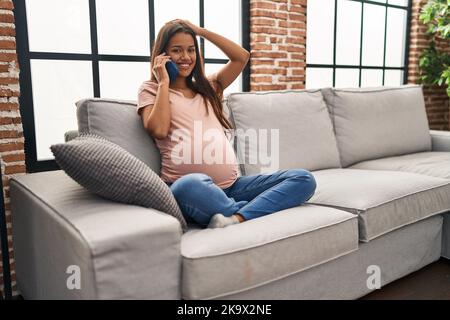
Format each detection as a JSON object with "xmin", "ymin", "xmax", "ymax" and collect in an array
[
  {"xmin": 170, "ymin": 173, "xmax": 213, "ymax": 201},
  {"xmin": 287, "ymin": 169, "xmax": 317, "ymax": 193}
]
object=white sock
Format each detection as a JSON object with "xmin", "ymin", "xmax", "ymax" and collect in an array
[{"xmin": 207, "ymin": 214, "xmax": 240, "ymax": 228}]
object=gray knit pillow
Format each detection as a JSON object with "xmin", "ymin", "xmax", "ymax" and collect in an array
[{"xmin": 50, "ymin": 133, "xmax": 187, "ymax": 232}]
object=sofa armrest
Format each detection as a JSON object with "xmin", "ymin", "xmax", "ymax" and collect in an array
[
  {"xmin": 64, "ymin": 130, "xmax": 79, "ymax": 142},
  {"xmin": 430, "ymin": 130, "xmax": 450, "ymax": 152},
  {"xmin": 10, "ymin": 171, "xmax": 182, "ymax": 299}
]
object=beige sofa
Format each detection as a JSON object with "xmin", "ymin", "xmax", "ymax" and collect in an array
[{"xmin": 9, "ymin": 85, "xmax": 450, "ymax": 299}]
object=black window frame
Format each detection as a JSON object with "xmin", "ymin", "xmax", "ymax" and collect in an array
[
  {"xmin": 306, "ymin": 0, "xmax": 412, "ymax": 87},
  {"xmin": 13, "ymin": 0, "xmax": 250, "ymax": 173}
]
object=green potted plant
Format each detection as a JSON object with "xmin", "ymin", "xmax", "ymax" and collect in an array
[{"xmin": 418, "ymin": 0, "xmax": 450, "ymax": 96}]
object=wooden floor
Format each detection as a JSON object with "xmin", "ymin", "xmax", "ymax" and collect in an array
[{"xmin": 361, "ymin": 258, "xmax": 450, "ymax": 300}]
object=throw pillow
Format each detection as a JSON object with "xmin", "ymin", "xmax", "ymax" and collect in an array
[{"xmin": 50, "ymin": 133, "xmax": 187, "ymax": 232}]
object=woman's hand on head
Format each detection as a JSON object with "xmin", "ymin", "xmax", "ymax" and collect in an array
[
  {"xmin": 172, "ymin": 19, "xmax": 203, "ymax": 36},
  {"xmin": 152, "ymin": 52, "xmax": 171, "ymax": 85}
]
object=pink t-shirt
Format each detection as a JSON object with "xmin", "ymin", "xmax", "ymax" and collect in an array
[{"xmin": 137, "ymin": 77, "xmax": 238, "ymax": 189}]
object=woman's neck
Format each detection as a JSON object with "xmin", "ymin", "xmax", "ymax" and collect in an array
[{"xmin": 170, "ymin": 77, "xmax": 189, "ymax": 90}]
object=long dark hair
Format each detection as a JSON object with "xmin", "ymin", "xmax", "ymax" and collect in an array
[{"xmin": 150, "ymin": 21, "xmax": 233, "ymax": 130}]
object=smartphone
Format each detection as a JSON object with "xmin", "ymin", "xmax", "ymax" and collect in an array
[{"xmin": 165, "ymin": 60, "xmax": 179, "ymax": 83}]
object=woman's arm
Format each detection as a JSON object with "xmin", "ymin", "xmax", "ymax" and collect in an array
[
  {"xmin": 176, "ymin": 20, "xmax": 250, "ymax": 90},
  {"xmin": 141, "ymin": 53, "xmax": 172, "ymax": 139},
  {"xmin": 140, "ymin": 82, "xmax": 171, "ymax": 139}
]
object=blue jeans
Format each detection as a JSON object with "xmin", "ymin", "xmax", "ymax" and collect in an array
[{"xmin": 170, "ymin": 169, "xmax": 317, "ymax": 227}]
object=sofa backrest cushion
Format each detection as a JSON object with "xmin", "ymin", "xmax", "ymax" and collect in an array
[
  {"xmin": 50, "ymin": 133, "xmax": 187, "ymax": 232},
  {"xmin": 321, "ymin": 85, "xmax": 432, "ymax": 167},
  {"xmin": 76, "ymin": 98, "xmax": 161, "ymax": 173},
  {"xmin": 226, "ymin": 90, "xmax": 342, "ymax": 175}
]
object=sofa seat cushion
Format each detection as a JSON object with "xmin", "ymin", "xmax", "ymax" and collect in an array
[
  {"xmin": 180, "ymin": 205, "xmax": 358, "ymax": 299},
  {"xmin": 308, "ymin": 169, "xmax": 450, "ymax": 242},
  {"xmin": 349, "ymin": 151, "xmax": 450, "ymax": 179}
]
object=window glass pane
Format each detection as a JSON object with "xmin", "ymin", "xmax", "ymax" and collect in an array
[
  {"xmin": 335, "ymin": 68, "xmax": 359, "ymax": 88},
  {"xmin": 30, "ymin": 60, "xmax": 93, "ymax": 160},
  {"xmin": 99, "ymin": 61, "xmax": 150, "ymax": 100},
  {"xmin": 204, "ymin": 63, "xmax": 241, "ymax": 95},
  {"xmin": 26, "ymin": 0, "xmax": 91, "ymax": 53},
  {"xmin": 306, "ymin": 68, "xmax": 333, "ymax": 89},
  {"xmin": 371, "ymin": 0, "xmax": 387, "ymax": 3},
  {"xmin": 96, "ymin": 0, "xmax": 150, "ymax": 56},
  {"xmin": 336, "ymin": 0, "xmax": 361, "ymax": 65},
  {"xmin": 388, "ymin": 0, "xmax": 408, "ymax": 6},
  {"xmin": 361, "ymin": 69, "xmax": 383, "ymax": 87},
  {"xmin": 154, "ymin": 0, "xmax": 199, "ymax": 36},
  {"xmin": 306, "ymin": 0, "xmax": 335, "ymax": 64},
  {"xmin": 362, "ymin": 3, "xmax": 385, "ymax": 66},
  {"xmin": 385, "ymin": 8, "xmax": 407, "ymax": 67},
  {"xmin": 204, "ymin": 0, "xmax": 241, "ymax": 59},
  {"xmin": 384, "ymin": 70, "xmax": 404, "ymax": 86}
]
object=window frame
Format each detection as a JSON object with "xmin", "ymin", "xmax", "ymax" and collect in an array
[
  {"xmin": 306, "ymin": 0, "xmax": 412, "ymax": 88},
  {"xmin": 14, "ymin": 0, "xmax": 250, "ymax": 173}
]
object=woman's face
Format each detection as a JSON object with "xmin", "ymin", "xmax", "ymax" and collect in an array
[{"xmin": 166, "ymin": 32, "xmax": 197, "ymax": 78}]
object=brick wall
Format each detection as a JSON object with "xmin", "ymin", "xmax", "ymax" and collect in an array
[
  {"xmin": 250, "ymin": 0, "xmax": 306, "ymax": 91},
  {"xmin": 408, "ymin": 0, "xmax": 450, "ymax": 130},
  {"xmin": 0, "ymin": 0, "xmax": 24, "ymax": 298}
]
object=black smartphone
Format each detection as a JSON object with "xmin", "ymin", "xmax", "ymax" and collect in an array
[{"xmin": 165, "ymin": 60, "xmax": 179, "ymax": 83}]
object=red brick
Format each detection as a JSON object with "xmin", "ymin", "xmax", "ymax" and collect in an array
[
  {"xmin": 250, "ymin": 26, "xmax": 287, "ymax": 35},
  {"xmin": 0, "ymin": 53, "xmax": 17, "ymax": 62},
  {"xmin": 252, "ymin": 59, "xmax": 276, "ymax": 66},
  {"xmin": 251, "ymin": 1, "xmax": 277, "ymax": 10},
  {"xmin": 0, "ymin": 40, "xmax": 15, "ymax": 50},
  {"xmin": 0, "ymin": 27, "xmax": 15, "ymax": 36},
  {"xmin": 251, "ymin": 76, "xmax": 272, "ymax": 83},
  {"xmin": 289, "ymin": 29, "xmax": 306, "ymax": 37},
  {"xmin": 0, "ymin": 88, "xmax": 19, "ymax": 97},
  {"xmin": 251, "ymin": 67, "xmax": 286, "ymax": 75},
  {"xmin": 0, "ymin": 102, "xmax": 18, "ymax": 111},
  {"xmin": 288, "ymin": 13, "xmax": 304, "ymax": 21},
  {"xmin": 4, "ymin": 164, "xmax": 25, "ymax": 175},
  {"xmin": 290, "ymin": 84, "xmax": 305, "ymax": 89},
  {"xmin": 290, "ymin": 0, "xmax": 306, "ymax": 5},
  {"xmin": 251, "ymin": 43, "xmax": 273, "ymax": 50},
  {"xmin": 292, "ymin": 69, "xmax": 305, "ymax": 76},
  {"xmin": 0, "ymin": 13, "xmax": 14, "ymax": 23},
  {"xmin": 290, "ymin": 53, "xmax": 305, "ymax": 60},
  {"xmin": 2, "ymin": 153, "xmax": 25, "ymax": 162},
  {"xmin": 251, "ymin": 84, "xmax": 287, "ymax": 91},
  {"xmin": 279, "ymin": 20, "xmax": 306, "ymax": 29},
  {"xmin": 278, "ymin": 76, "xmax": 304, "ymax": 82},
  {"xmin": 252, "ymin": 18, "xmax": 276, "ymax": 26},
  {"xmin": 251, "ymin": 51, "xmax": 287, "ymax": 59},
  {"xmin": 0, "ymin": 130, "xmax": 21, "ymax": 139},
  {"xmin": 0, "ymin": 77, "xmax": 18, "ymax": 85},
  {"xmin": 251, "ymin": 34, "xmax": 267, "ymax": 42},
  {"xmin": 278, "ymin": 61, "xmax": 305, "ymax": 67},
  {"xmin": 0, "ymin": 1, "xmax": 13, "ymax": 10},
  {"xmin": 0, "ymin": 142, "xmax": 22, "ymax": 153}
]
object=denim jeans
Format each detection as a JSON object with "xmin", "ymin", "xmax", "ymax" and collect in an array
[{"xmin": 170, "ymin": 169, "xmax": 317, "ymax": 227}]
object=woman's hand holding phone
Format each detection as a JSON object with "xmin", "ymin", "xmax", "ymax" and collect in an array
[
  {"xmin": 152, "ymin": 53, "xmax": 172, "ymax": 84},
  {"xmin": 165, "ymin": 60, "xmax": 179, "ymax": 83}
]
